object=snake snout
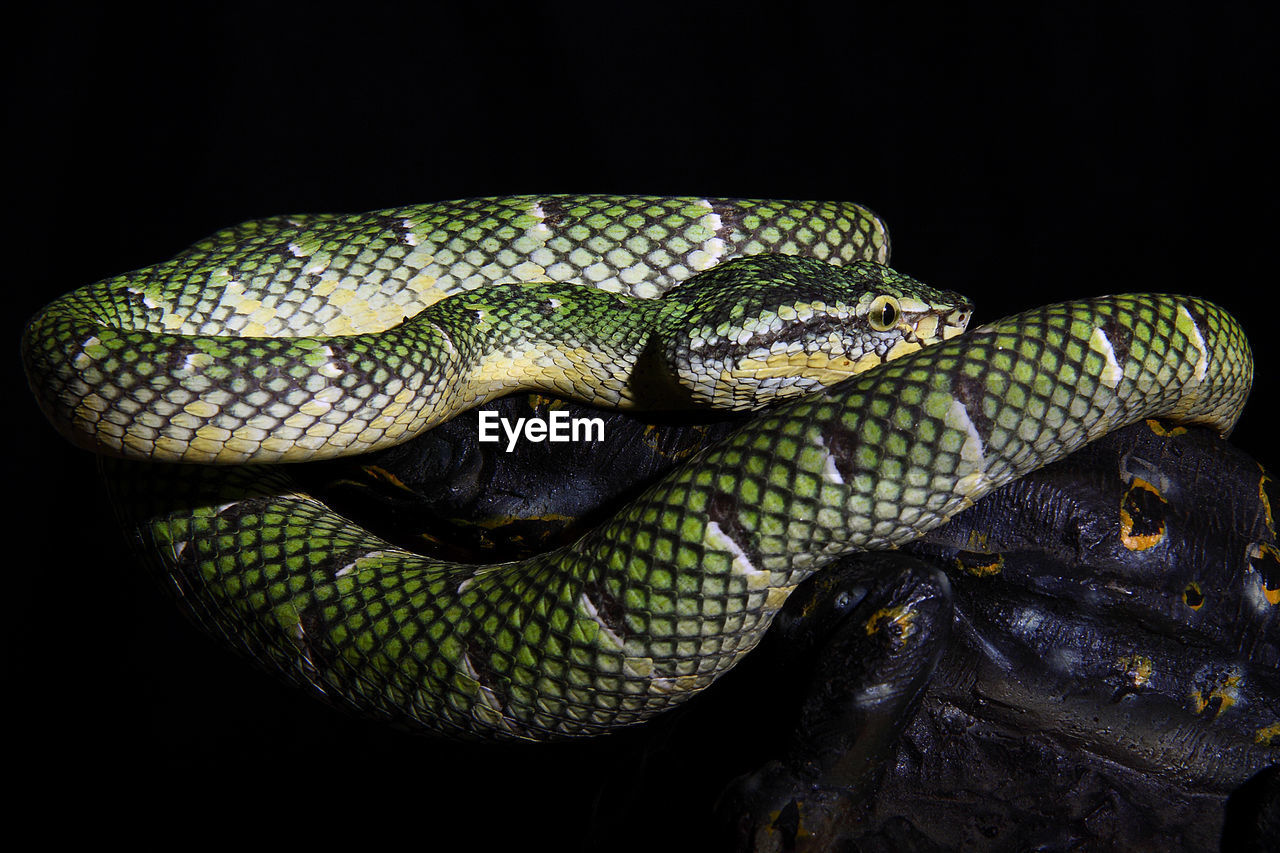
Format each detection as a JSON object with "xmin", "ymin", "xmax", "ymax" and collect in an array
[
  {"xmin": 893, "ymin": 293, "xmax": 973, "ymax": 348},
  {"xmin": 942, "ymin": 304, "xmax": 973, "ymax": 339}
]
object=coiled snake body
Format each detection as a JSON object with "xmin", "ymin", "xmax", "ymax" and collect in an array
[{"xmin": 22, "ymin": 195, "xmax": 1253, "ymax": 740}]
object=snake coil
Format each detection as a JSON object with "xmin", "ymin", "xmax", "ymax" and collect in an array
[{"xmin": 22, "ymin": 195, "xmax": 1253, "ymax": 740}]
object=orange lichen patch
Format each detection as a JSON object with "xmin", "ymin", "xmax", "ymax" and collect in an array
[
  {"xmin": 1246, "ymin": 543, "xmax": 1280, "ymax": 605},
  {"xmin": 1191, "ymin": 670, "xmax": 1241, "ymax": 719},
  {"xmin": 360, "ymin": 464, "xmax": 415, "ymax": 493},
  {"xmin": 795, "ymin": 574, "xmax": 846, "ymax": 621},
  {"xmin": 1255, "ymin": 722, "xmax": 1280, "ymax": 746},
  {"xmin": 641, "ymin": 422, "xmax": 710, "ymax": 459},
  {"xmin": 964, "ymin": 530, "xmax": 992, "ymax": 552},
  {"xmin": 765, "ymin": 800, "xmax": 811, "ymax": 847},
  {"xmin": 451, "ymin": 512, "xmax": 578, "ymax": 530},
  {"xmin": 526, "ymin": 393, "xmax": 562, "ymax": 411},
  {"xmin": 1145, "ymin": 418, "xmax": 1187, "ymax": 437},
  {"xmin": 1120, "ymin": 476, "xmax": 1167, "ymax": 551},
  {"xmin": 1260, "ymin": 468, "xmax": 1275, "ymax": 535},
  {"xmin": 865, "ymin": 605, "xmax": 916, "ymax": 647},
  {"xmin": 1117, "ymin": 654, "xmax": 1154, "ymax": 689},
  {"xmin": 954, "ymin": 550, "xmax": 1004, "ymax": 577},
  {"xmin": 417, "ymin": 531, "xmax": 449, "ymax": 549}
]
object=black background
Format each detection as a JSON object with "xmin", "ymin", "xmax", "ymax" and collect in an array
[{"xmin": 11, "ymin": 4, "xmax": 1275, "ymax": 848}]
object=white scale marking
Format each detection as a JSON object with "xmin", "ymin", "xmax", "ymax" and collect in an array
[
  {"xmin": 946, "ymin": 398, "xmax": 986, "ymax": 464},
  {"xmin": 310, "ymin": 343, "xmax": 346, "ymax": 380},
  {"xmin": 460, "ymin": 652, "xmax": 516, "ymax": 729},
  {"xmin": 943, "ymin": 397, "xmax": 991, "ymax": 501},
  {"xmin": 290, "ymin": 619, "xmax": 330, "ymax": 693},
  {"xmin": 126, "ymin": 286, "xmax": 165, "ymax": 311},
  {"xmin": 1178, "ymin": 304, "xmax": 1209, "ymax": 382},
  {"xmin": 79, "ymin": 335, "xmax": 101, "ymax": 361},
  {"xmin": 812, "ymin": 433, "xmax": 844, "ymax": 484},
  {"xmin": 400, "ymin": 219, "xmax": 419, "ymax": 246},
  {"xmin": 333, "ymin": 549, "xmax": 392, "ymax": 578},
  {"xmin": 580, "ymin": 593, "xmax": 625, "ymax": 650},
  {"xmin": 1090, "ymin": 326, "xmax": 1124, "ymax": 389},
  {"xmin": 181, "ymin": 351, "xmax": 209, "ymax": 372},
  {"xmin": 705, "ymin": 520, "xmax": 768, "ymax": 586},
  {"xmin": 526, "ymin": 201, "xmax": 553, "ymax": 240},
  {"xmin": 455, "ymin": 565, "xmax": 503, "ymax": 595}
]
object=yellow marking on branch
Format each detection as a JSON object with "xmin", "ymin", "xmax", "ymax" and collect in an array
[
  {"xmin": 954, "ymin": 552, "xmax": 1003, "ymax": 577},
  {"xmin": 1120, "ymin": 476, "xmax": 1167, "ymax": 551},
  {"xmin": 1145, "ymin": 419, "xmax": 1187, "ymax": 437},
  {"xmin": 1248, "ymin": 543, "xmax": 1280, "ymax": 605},
  {"xmin": 865, "ymin": 605, "xmax": 916, "ymax": 645},
  {"xmin": 1190, "ymin": 671, "xmax": 1241, "ymax": 718},
  {"xmin": 1117, "ymin": 654, "xmax": 1154, "ymax": 688},
  {"xmin": 1259, "ymin": 470, "xmax": 1274, "ymax": 535}
]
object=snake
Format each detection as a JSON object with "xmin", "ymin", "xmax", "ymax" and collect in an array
[{"xmin": 21, "ymin": 195, "xmax": 1254, "ymax": 740}]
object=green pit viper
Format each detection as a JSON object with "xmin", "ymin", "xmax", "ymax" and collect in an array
[{"xmin": 22, "ymin": 195, "xmax": 1254, "ymax": 740}]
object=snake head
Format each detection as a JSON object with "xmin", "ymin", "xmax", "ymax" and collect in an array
[{"xmin": 661, "ymin": 255, "xmax": 972, "ymax": 410}]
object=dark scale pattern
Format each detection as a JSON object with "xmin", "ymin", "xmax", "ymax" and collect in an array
[
  {"xmin": 109, "ymin": 293, "xmax": 1252, "ymax": 740},
  {"xmin": 43, "ymin": 195, "xmax": 886, "ymax": 338},
  {"xmin": 397, "ymin": 196, "xmax": 889, "ymax": 297}
]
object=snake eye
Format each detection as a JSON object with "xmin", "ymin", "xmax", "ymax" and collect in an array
[{"xmin": 868, "ymin": 295, "xmax": 901, "ymax": 332}]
